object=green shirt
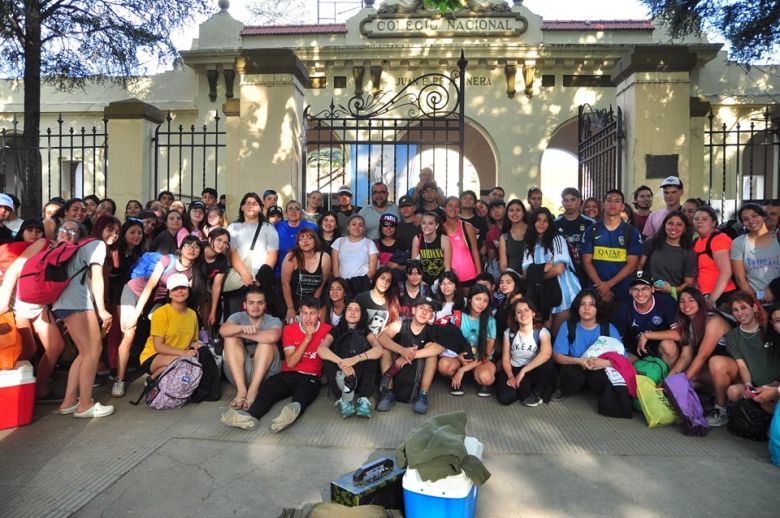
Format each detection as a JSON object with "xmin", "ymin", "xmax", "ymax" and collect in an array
[{"xmin": 726, "ymin": 328, "xmax": 780, "ymax": 386}]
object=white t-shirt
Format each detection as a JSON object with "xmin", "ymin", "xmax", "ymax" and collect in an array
[
  {"xmin": 227, "ymin": 221, "xmax": 279, "ymax": 273},
  {"xmin": 505, "ymin": 327, "xmax": 550, "ymax": 368},
  {"xmin": 332, "ymin": 237, "xmax": 378, "ymax": 279}
]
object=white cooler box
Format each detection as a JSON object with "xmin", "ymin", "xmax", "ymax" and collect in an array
[{"xmin": 403, "ymin": 436, "xmax": 483, "ymax": 518}]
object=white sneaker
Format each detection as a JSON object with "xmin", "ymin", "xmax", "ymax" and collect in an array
[
  {"xmin": 270, "ymin": 402, "xmax": 301, "ymax": 433},
  {"xmin": 706, "ymin": 406, "xmax": 729, "ymax": 427},
  {"xmin": 220, "ymin": 408, "xmax": 258, "ymax": 430},
  {"xmin": 73, "ymin": 402, "xmax": 115, "ymax": 418},
  {"xmin": 111, "ymin": 380, "xmax": 126, "ymax": 398}
]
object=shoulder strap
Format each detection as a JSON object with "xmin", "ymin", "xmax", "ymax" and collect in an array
[
  {"xmin": 600, "ymin": 321, "xmax": 609, "ymax": 336},
  {"xmin": 249, "ymin": 222, "xmax": 263, "ymax": 251},
  {"xmin": 622, "ymin": 222, "xmax": 632, "ymax": 250},
  {"xmin": 533, "ymin": 328, "xmax": 540, "ymax": 345},
  {"xmin": 452, "ymin": 309, "xmax": 462, "ymax": 328},
  {"xmin": 461, "ymin": 220, "xmax": 473, "ymax": 251}
]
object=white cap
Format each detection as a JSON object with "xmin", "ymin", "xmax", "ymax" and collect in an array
[
  {"xmin": 166, "ymin": 273, "xmax": 190, "ymax": 291},
  {"xmin": 660, "ymin": 176, "xmax": 682, "ymax": 188}
]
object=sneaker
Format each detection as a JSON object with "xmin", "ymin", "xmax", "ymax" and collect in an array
[
  {"xmin": 477, "ymin": 385, "xmax": 492, "ymax": 398},
  {"xmin": 336, "ymin": 398, "xmax": 356, "ymax": 419},
  {"xmin": 73, "ymin": 402, "xmax": 115, "ymax": 418},
  {"xmin": 270, "ymin": 402, "xmax": 301, "ymax": 433},
  {"xmin": 335, "ymin": 371, "xmax": 355, "ymax": 403},
  {"xmin": 550, "ymin": 389, "xmax": 564, "ymax": 402},
  {"xmin": 706, "ymin": 406, "xmax": 729, "ymax": 427},
  {"xmin": 220, "ymin": 408, "xmax": 258, "ymax": 430},
  {"xmin": 376, "ymin": 390, "xmax": 396, "ymax": 412},
  {"xmin": 521, "ymin": 393, "xmax": 543, "ymax": 407},
  {"xmin": 355, "ymin": 397, "xmax": 372, "ymax": 418},
  {"xmin": 111, "ymin": 380, "xmax": 126, "ymax": 398},
  {"xmin": 450, "ymin": 387, "xmax": 465, "ymax": 396},
  {"xmin": 413, "ymin": 392, "xmax": 429, "ymax": 414}
]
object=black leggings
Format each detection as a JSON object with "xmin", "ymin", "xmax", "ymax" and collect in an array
[
  {"xmin": 559, "ymin": 364, "xmax": 633, "ymax": 418},
  {"xmin": 246, "ymin": 371, "xmax": 320, "ymax": 419},
  {"xmin": 495, "ymin": 359, "xmax": 558, "ymax": 405},
  {"xmin": 324, "ymin": 359, "xmax": 378, "ymax": 399}
]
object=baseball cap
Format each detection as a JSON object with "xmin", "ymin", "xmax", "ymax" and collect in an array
[
  {"xmin": 660, "ymin": 176, "xmax": 683, "ymax": 188},
  {"xmin": 399, "ymin": 195, "xmax": 414, "ymax": 207},
  {"xmin": 421, "ymin": 182, "xmax": 437, "ymax": 192},
  {"xmin": 629, "ymin": 270, "xmax": 654, "ymax": 287},
  {"xmin": 166, "ymin": 273, "xmax": 190, "ymax": 291},
  {"xmin": 413, "ymin": 296, "xmax": 437, "ymax": 311},
  {"xmin": 267, "ymin": 205, "xmax": 283, "ymax": 217},
  {"xmin": 380, "ymin": 213, "xmax": 398, "ymax": 226},
  {"xmin": 0, "ymin": 193, "xmax": 14, "ymax": 210},
  {"xmin": 336, "ymin": 185, "xmax": 353, "ymax": 196},
  {"xmin": 189, "ymin": 200, "xmax": 206, "ymax": 211}
]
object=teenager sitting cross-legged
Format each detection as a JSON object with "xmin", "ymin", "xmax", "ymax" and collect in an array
[
  {"xmin": 220, "ymin": 287, "xmax": 283, "ymax": 411},
  {"xmin": 220, "ymin": 296, "xmax": 331, "ymax": 432}
]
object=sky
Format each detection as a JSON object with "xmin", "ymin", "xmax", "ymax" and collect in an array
[{"xmin": 172, "ymin": 0, "xmax": 653, "ymax": 51}]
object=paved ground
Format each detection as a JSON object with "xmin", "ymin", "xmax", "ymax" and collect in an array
[{"xmin": 1, "ymin": 373, "xmax": 778, "ymax": 518}]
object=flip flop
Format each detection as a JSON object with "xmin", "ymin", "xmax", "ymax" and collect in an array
[{"xmin": 229, "ymin": 396, "xmax": 247, "ymax": 409}]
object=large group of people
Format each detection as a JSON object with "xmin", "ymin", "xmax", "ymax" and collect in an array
[{"xmin": 0, "ymin": 174, "xmax": 779, "ymax": 438}]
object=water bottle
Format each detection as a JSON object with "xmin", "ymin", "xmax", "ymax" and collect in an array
[{"xmin": 468, "ymin": 328, "xmax": 478, "ymax": 359}]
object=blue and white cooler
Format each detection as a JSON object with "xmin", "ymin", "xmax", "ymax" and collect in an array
[{"xmin": 403, "ymin": 436, "xmax": 483, "ymax": 518}]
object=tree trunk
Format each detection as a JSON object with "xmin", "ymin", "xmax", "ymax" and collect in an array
[{"xmin": 21, "ymin": 0, "xmax": 42, "ymax": 218}]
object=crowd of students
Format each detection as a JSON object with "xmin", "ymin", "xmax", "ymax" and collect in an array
[{"xmin": 0, "ymin": 174, "xmax": 779, "ymax": 437}]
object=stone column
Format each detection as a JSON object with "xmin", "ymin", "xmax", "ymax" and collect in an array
[
  {"xmin": 227, "ymin": 49, "xmax": 308, "ymax": 206},
  {"xmin": 104, "ymin": 99, "xmax": 164, "ymax": 213},
  {"xmin": 613, "ymin": 46, "xmax": 697, "ymax": 196}
]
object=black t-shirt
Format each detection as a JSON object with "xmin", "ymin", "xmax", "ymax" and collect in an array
[
  {"xmin": 395, "ymin": 319, "xmax": 432, "ymax": 349},
  {"xmin": 200, "ymin": 254, "xmax": 229, "ymax": 285},
  {"xmin": 461, "ymin": 214, "xmax": 488, "ymax": 249},
  {"xmin": 397, "ymin": 220, "xmax": 420, "ymax": 252},
  {"xmin": 398, "ymin": 283, "xmax": 432, "ymax": 319},
  {"xmin": 354, "ymin": 290, "xmax": 390, "ymax": 335}
]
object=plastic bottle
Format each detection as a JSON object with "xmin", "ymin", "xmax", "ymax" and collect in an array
[{"xmin": 468, "ymin": 328, "xmax": 478, "ymax": 359}]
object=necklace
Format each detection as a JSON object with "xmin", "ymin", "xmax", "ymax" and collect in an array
[{"xmin": 739, "ymin": 324, "xmax": 760, "ymax": 338}]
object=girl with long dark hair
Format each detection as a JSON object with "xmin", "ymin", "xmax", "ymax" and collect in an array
[
  {"xmin": 496, "ymin": 298, "xmax": 557, "ymax": 406},
  {"xmin": 638, "ymin": 210, "xmax": 696, "ymax": 298},
  {"xmin": 281, "ymin": 227, "xmax": 331, "ymax": 323}
]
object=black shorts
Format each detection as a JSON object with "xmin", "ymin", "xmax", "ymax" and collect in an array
[{"xmin": 140, "ymin": 354, "xmax": 158, "ymax": 374}]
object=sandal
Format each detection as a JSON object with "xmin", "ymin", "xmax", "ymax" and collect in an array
[{"xmin": 229, "ymin": 396, "xmax": 247, "ymax": 409}]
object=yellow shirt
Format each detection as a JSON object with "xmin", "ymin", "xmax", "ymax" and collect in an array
[{"xmin": 139, "ymin": 304, "xmax": 199, "ymax": 364}]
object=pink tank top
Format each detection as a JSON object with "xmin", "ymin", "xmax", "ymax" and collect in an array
[{"xmin": 449, "ymin": 221, "xmax": 478, "ymax": 282}]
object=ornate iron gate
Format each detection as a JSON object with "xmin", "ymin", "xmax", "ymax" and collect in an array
[
  {"xmin": 577, "ymin": 104, "xmax": 623, "ymax": 201},
  {"xmin": 304, "ymin": 52, "xmax": 467, "ymax": 208},
  {"xmin": 705, "ymin": 107, "xmax": 779, "ymax": 218}
]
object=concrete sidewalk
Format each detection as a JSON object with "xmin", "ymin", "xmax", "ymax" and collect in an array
[{"xmin": 1, "ymin": 375, "xmax": 778, "ymax": 517}]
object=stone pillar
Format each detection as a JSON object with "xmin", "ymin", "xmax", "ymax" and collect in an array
[
  {"xmin": 226, "ymin": 49, "xmax": 308, "ymax": 207},
  {"xmin": 104, "ymin": 99, "xmax": 164, "ymax": 213},
  {"xmin": 613, "ymin": 46, "xmax": 697, "ymax": 197}
]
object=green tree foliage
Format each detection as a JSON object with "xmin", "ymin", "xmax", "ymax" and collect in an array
[
  {"xmin": 0, "ymin": 0, "xmax": 212, "ymax": 216},
  {"xmin": 639, "ymin": 0, "xmax": 780, "ymax": 63}
]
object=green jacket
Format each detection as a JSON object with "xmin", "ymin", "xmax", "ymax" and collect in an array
[{"xmin": 396, "ymin": 411, "xmax": 490, "ymax": 485}]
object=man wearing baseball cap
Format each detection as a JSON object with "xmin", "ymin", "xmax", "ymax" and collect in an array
[
  {"xmin": 0, "ymin": 193, "xmax": 15, "ymax": 244},
  {"xmin": 613, "ymin": 270, "xmax": 679, "ymax": 366},
  {"xmin": 643, "ymin": 176, "xmax": 684, "ymax": 237},
  {"xmin": 376, "ymin": 296, "xmax": 443, "ymax": 414},
  {"xmin": 334, "ymin": 185, "xmax": 361, "ymax": 235},
  {"xmin": 396, "ymin": 195, "xmax": 421, "ymax": 251}
]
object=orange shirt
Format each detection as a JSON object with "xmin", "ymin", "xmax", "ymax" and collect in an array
[{"xmin": 692, "ymin": 232, "xmax": 736, "ymax": 295}]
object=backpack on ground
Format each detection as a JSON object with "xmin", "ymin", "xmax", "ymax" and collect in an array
[
  {"xmin": 16, "ymin": 237, "xmax": 97, "ymax": 305},
  {"xmin": 130, "ymin": 355, "xmax": 203, "ymax": 410},
  {"xmin": 190, "ymin": 346, "xmax": 222, "ymax": 403},
  {"xmin": 633, "ymin": 356, "xmax": 669, "ymax": 385},
  {"xmin": 661, "ymin": 373, "xmax": 709, "ymax": 436},
  {"xmin": 727, "ymin": 398, "xmax": 771, "ymax": 441}
]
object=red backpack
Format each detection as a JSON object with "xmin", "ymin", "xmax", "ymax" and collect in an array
[{"xmin": 16, "ymin": 238, "xmax": 98, "ymax": 305}]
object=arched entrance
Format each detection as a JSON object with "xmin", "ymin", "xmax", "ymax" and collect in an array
[{"xmin": 540, "ymin": 116, "xmax": 578, "ymax": 209}]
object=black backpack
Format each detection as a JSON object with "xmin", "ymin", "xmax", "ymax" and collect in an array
[
  {"xmin": 727, "ymin": 398, "xmax": 771, "ymax": 441},
  {"xmin": 189, "ymin": 346, "xmax": 222, "ymax": 403}
]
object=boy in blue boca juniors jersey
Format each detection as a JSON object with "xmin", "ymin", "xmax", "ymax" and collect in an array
[
  {"xmin": 613, "ymin": 271, "xmax": 679, "ymax": 367},
  {"xmin": 581, "ymin": 189, "xmax": 643, "ymax": 307}
]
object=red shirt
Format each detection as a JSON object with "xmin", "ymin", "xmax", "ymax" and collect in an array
[{"xmin": 281, "ymin": 321, "xmax": 332, "ymax": 376}]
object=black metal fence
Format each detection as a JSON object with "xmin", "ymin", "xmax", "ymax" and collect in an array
[
  {"xmin": 152, "ymin": 112, "xmax": 225, "ymax": 202},
  {"xmin": 577, "ymin": 105, "xmax": 623, "ymax": 201},
  {"xmin": 705, "ymin": 108, "xmax": 779, "ymax": 218},
  {"xmin": 0, "ymin": 115, "xmax": 108, "ymax": 201},
  {"xmin": 304, "ymin": 53, "xmax": 467, "ymax": 208}
]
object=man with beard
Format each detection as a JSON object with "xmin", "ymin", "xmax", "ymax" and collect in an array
[
  {"xmin": 632, "ymin": 185, "xmax": 653, "ymax": 236},
  {"xmin": 359, "ymin": 182, "xmax": 399, "ymax": 240}
]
